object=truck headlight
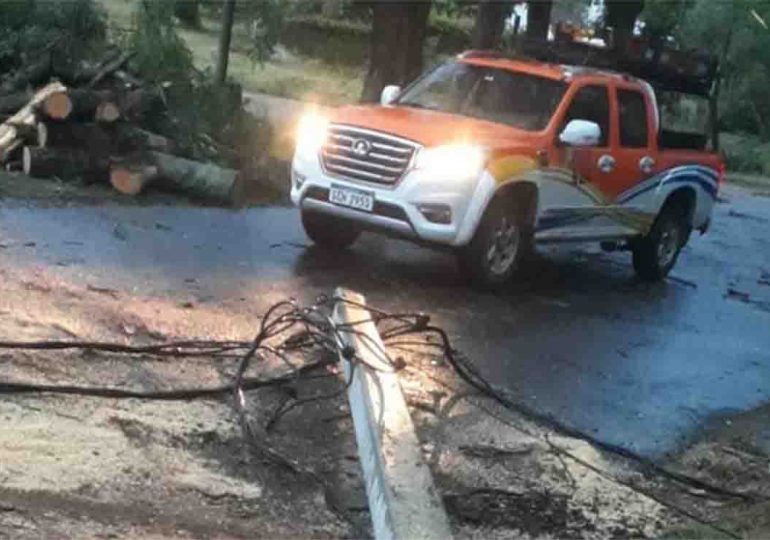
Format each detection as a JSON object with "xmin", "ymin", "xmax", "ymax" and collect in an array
[
  {"xmin": 413, "ymin": 144, "xmax": 488, "ymax": 180},
  {"xmin": 295, "ymin": 113, "xmax": 329, "ymax": 157}
]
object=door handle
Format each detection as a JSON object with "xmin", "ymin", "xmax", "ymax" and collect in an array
[
  {"xmin": 597, "ymin": 154, "xmax": 615, "ymax": 173},
  {"xmin": 639, "ymin": 156, "xmax": 655, "ymax": 174}
]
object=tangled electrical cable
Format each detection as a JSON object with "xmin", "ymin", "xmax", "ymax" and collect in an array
[{"xmin": 0, "ymin": 292, "xmax": 761, "ymax": 510}]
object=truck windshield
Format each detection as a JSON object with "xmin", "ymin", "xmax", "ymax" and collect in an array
[{"xmin": 396, "ymin": 61, "xmax": 567, "ymax": 131}]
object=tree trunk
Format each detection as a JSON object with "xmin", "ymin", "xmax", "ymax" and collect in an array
[
  {"xmin": 23, "ymin": 146, "xmax": 108, "ymax": 182},
  {"xmin": 215, "ymin": 0, "xmax": 237, "ymax": 84},
  {"xmin": 472, "ymin": 1, "xmax": 512, "ymax": 50},
  {"xmin": 0, "ymin": 82, "xmax": 67, "ymax": 162},
  {"xmin": 110, "ymin": 164, "xmax": 160, "ymax": 195},
  {"xmin": 175, "ymin": 0, "xmax": 201, "ymax": 28},
  {"xmin": 526, "ymin": 0, "xmax": 553, "ymax": 40},
  {"xmin": 37, "ymin": 122, "xmax": 113, "ymax": 153},
  {"xmin": 604, "ymin": 0, "xmax": 644, "ymax": 53},
  {"xmin": 65, "ymin": 89, "xmax": 119, "ymax": 121},
  {"xmin": 361, "ymin": 1, "xmax": 432, "ymax": 103},
  {"xmin": 148, "ymin": 151, "xmax": 240, "ymax": 204},
  {"xmin": 114, "ymin": 125, "xmax": 174, "ymax": 153}
]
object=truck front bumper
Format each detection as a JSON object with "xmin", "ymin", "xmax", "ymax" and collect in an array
[{"xmin": 290, "ymin": 153, "xmax": 493, "ymax": 247}]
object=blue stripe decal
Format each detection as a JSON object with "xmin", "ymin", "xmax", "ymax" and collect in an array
[{"xmin": 615, "ymin": 165, "xmax": 718, "ymax": 204}]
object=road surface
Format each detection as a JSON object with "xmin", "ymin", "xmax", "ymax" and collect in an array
[{"xmin": 0, "ymin": 183, "xmax": 768, "ymax": 458}]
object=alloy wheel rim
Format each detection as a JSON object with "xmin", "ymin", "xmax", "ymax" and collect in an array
[
  {"xmin": 486, "ymin": 216, "xmax": 520, "ymax": 276},
  {"xmin": 657, "ymin": 224, "xmax": 680, "ymax": 268}
]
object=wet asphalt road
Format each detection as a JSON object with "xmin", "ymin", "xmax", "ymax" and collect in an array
[{"xmin": 0, "ymin": 184, "xmax": 768, "ymax": 458}]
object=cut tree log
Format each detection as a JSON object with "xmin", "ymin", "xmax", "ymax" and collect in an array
[
  {"xmin": 39, "ymin": 90, "xmax": 73, "ymax": 120},
  {"xmin": 95, "ymin": 101, "xmax": 121, "ymax": 123},
  {"xmin": 114, "ymin": 125, "xmax": 173, "ymax": 153},
  {"xmin": 66, "ymin": 88, "xmax": 118, "ymax": 121},
  {"xmin": 37, "ymin": 122, "xmax": 114, "ymax": 156},
  {"xmin": 110, "ymin": 164, "xmax": 159, "ymax": 195},
  {"xmin": 23, "ymin": 146, "xmax": 108, "ymax": 182},
  {"xmin": 146, "ymin": 151, "xmax": 240, "ymax": 203},
  {"xmin": 0, "ymin": 82, "xmax": 67, "ymax": 161}
]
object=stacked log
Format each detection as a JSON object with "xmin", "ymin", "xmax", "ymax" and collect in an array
[{"xmin": 0, "ymin": 49, "xmax": 241, "ymax": 205}]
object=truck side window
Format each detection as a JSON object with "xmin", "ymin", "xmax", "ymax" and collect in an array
[
  {"xmin": 618, "ymin": 89, "xmax": 649, "ymax": 148},
  {"xmin": 561, "ymin": 85, "xmax": 610, "ymax": 146}
]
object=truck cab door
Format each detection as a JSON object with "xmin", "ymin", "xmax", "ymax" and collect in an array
[
  {"xmin": 601, "ymin": 87, "xmax": 658, "ymax": 200},
  {"xmin": 538, "ymin": 83, "xmax": 619, "ymax": 239}
]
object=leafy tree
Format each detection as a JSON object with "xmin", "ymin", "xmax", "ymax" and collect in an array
[
  {"xmin": 127, "ymin": 0, "xmax": 194, "ymax": 83},
  {"xmin": 527, "ymin": 0, "xmax": 553, "ymax": 40},
  {"xmin": 0, "ymin": 0, "xmax": 107, "ymax": 73},
  {"xmin": 361, "ymin": 1, "xmax": 432, "ymax": 102},
  {"xmin": 605, "ymin": 0, "xmax": 644, "ymax": 51},
  {"xmin": 215, "ymin": 0, "xmax": 285, "ymax": 83},
  {"xmin": 678, "ymin": 0, "xmax": 770, "ymax": 139},
  {"xmin": 472, "ymin": 0, "xmax": 513, "ymax": 49}
]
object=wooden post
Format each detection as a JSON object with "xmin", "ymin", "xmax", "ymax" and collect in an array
[{"xmin": 215, "ymin": 0, "xmax": 236, "ymax": 84}]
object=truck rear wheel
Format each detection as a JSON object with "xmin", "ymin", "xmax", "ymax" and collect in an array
[
  {"xmin": 301, "ymin": 210, "xmax": 360, "ymax": 250},
  {"xmin": 632, "ymin": 205, "xmax": 688, "ymax": 281},
  {"xmin": 458, "ymin": 197, "xmax": 531, "ymax": 289}
]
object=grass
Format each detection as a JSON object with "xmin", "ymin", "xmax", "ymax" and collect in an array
[{"xmin": 98, "ymin": 0, "xmax": 361, "ymax": 105}]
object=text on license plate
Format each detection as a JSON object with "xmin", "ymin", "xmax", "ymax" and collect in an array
[{"xmin": 329, "ymin": 185, "xmax": 374, "ymax": 212}]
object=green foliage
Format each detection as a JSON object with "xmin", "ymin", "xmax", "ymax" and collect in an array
[
  {"xmin": 125, "ymin": 0, "xmax": 194, "ymax": 83},
  {"xmin": 677, "ymin": 0, "xmax": 770, "ymax": 142},
  {"xmin": 0, "ymin": 0, "xmax": 107, "ymax": 71}
]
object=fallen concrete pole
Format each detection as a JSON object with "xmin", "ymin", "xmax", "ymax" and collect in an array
[{"xmin": 333, "ymin": 288, "xmax": 452, "ymax": 540}]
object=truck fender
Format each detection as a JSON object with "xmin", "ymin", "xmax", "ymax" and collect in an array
[{"xmin": 455, "ymin": 171, "xmax": 539, "ymax": 246}]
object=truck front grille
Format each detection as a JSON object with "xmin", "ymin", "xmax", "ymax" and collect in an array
[{"xmin": 321, "ymin": 125, "xmax": 418, "ymax": 185}]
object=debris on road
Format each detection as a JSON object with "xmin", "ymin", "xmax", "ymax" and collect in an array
[{"xmin": 0, "ymin": 48, "xmax": 242, "ymax": 205}]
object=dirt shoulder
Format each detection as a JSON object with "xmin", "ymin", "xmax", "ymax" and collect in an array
[
  {"xmin": 0, "ymin": 264, "xmax": 367, "ymax": 539},
  {"xmin": 396, "ymin": 342, "xmax": 770, "ymax": 539}
]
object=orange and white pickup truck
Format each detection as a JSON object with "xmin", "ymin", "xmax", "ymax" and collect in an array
[{"xmin": 291, "ymin": 49, "xmax": 723, "ymax": 288}]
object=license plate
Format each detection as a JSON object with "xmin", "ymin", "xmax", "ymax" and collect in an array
[{"xmin": 329, "ymin": 184, "xmax": 374, "ymax": 212}]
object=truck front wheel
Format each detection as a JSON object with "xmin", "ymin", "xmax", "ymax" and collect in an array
[
  {"xmin": 632, "ymin": 205, "xmax": 688, "ymax": 281},
  {"xmin": 301, "ymin": 210, "xmax": 360, "ymax": 250},
  {"xmin": 458, "ymin": 197, "xmax": 531, "ymax": 289}
]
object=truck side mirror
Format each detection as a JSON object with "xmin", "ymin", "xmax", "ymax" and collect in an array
[
  {"xmin": 380, "ymin": 85, "xmax": 401, "ymax": 106},
  {"xmin": 559, "ymin": 119, "xmax": 601, "ymax": 147}
]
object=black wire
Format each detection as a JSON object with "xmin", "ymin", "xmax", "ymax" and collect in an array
[
  {"xmin": 387, "ymin": 322, "xmax": 760, "ymax": 503},
  {"xmin": 0, "ymin": 294, "xmax": 759, "ymax": 508}
]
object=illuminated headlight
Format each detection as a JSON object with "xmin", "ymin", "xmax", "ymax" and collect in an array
[
  {"xmin": 413, "ymin": 144, "xmax": 488, "ymax": 179},
  {"xmin": 295, "ymin": 113, "xmax": 329, "ymax": 157}
]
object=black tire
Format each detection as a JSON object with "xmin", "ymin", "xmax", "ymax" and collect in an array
[
  {"xmin": 457, "ymin": 197, "xmax": 532, "ymax": 290},
  {"xmin": 632, "ymin": 204, "xmax": 688, "ymax": 281},
  {"xmin": 301, "ymin": 210, "xmax": 360, "ymax": 250}
]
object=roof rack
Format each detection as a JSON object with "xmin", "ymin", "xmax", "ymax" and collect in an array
[{"xmin": 462, "ymin": 38, "xmax": 718, "ymax": 97}]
